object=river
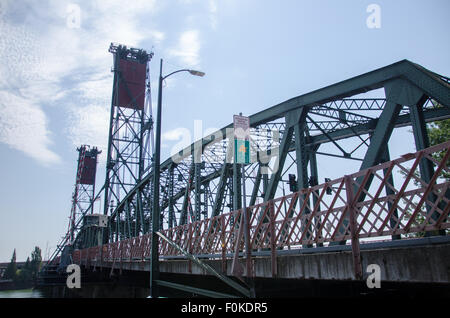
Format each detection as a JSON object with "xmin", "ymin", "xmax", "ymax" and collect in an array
[{"xmin": 0, "ymin": 288, "xmax": 43, "ymax": 298}]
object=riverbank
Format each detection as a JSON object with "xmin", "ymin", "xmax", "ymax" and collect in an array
[
  {"xmin": 0, "ymin": 280, "xmax": 34, "ymax": 291},
  {"xmin": 0, "ymin": 288, "xmax": 43, "ymax": 298}
]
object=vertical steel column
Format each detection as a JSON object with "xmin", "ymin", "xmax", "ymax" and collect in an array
[
  {"xmin": 103, "ymin": 52, "xmax": 119, "ymax": 217},
  {"xmin": 195, "ymin": 163, "xmax": 202, "ymax": 221},
  {"xmin": 115, "ymin": 213, "xmax": 119, "ymax": 242},
  {"xmin": 294, "ymin": 120, "xmax": 309, "ymax": 192},
  {"xmin": 269, "ymin": 200, "xmax": 277, "ymax": 278},
  {"xmin": 309, "ymin": 145, "xmax": 323, "ymax": 246},
  {"xmin": 150, "ymin": 59, "xmax": 163, "ymax": 298},
  {"xmin": 221, "ymin": 216, "xmax": 226, "ymax": 273},
  {"xmin": 409, "ymin": 99, "xmax": 445, "ymax": 235},
  {"xmin": 345, "ymin": 176, "xmax": 362, "ymax": 280},
  {"xmin": 242, "ymin": 164, "xmax": 252, "ymax": 277},
  {"xmin": 137, "ymin": 190, "xmax": 145, "ymax": 234},
  {"xmin": 294, "ymin": 115, "xmax": 312, "ymax": 247},
  {"xmin": 147, "ymin": 176, "xmax": 154, "ymax": 233},
  {"xmin": 233, "ymin": 163, "xmax": 242, "ymax": 211},
  {"xmin": 203, "ymin": 181, "xmax": 209, "ymax": 219},
  {"xmin": 168, "ymin": 164, "xmax": 175, "ymax": 228},
  {"xmin": 262, "ymin": 168, "xmax": 268, "ymax": 198},
  {"xmin": 125, "ymin": 199, "xmax": 132, "ymax": 238}
]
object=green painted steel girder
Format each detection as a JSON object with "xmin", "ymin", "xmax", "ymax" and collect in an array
[{"xmin": 110, "ymin": 60, "xmax": 450, "ymax": 232}]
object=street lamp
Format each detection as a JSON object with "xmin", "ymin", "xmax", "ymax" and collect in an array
[{"xmin": 150, "ymin": 59, "xmax": 205, "ymax": 298}]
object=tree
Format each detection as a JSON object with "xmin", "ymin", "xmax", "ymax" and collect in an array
[
  {"xmin": 30, "ymin": 246, "xmax": 42, "ymax": 281},
  {"xmin": 4, "ymin": 249, "xmax": 17, "ymax": 281},
  {"xmin": 17, "ymin": 257, "xmax": 32, "ymax": 283},
  {"xmin": 427, "ymin": 112, "xmax": 450, "ymax": 180}
]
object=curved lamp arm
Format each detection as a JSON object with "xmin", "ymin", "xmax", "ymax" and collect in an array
[{"xmin": 162, "ymin": 69, "xmax": 205, "ymax": 80}]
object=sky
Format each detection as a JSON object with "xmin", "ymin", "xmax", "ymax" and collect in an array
[{"xmin": 0, "ymin": 0, "xmax": 449, "ymax": 262}]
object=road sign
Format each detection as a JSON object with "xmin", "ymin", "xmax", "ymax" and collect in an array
[
  {"xmin": 233, "ymin": 114, "xmax": 250, "ymax": 140},
  {"xmin": 235, "ymin": 139, "xmax": 250, "ymax": 164},
  {"xmin": 233, "ymin": 114, "xmax": 250, "ymax": 164}
]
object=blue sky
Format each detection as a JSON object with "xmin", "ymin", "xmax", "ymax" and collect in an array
[{"xmin": 0, "ymin": 0, "xmax": 449, "ymax": 262}]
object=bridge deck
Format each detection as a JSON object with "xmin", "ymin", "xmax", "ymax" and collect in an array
[{"xmin": 73, "ymin": 236, "xmax": 450, "ymax": 284}]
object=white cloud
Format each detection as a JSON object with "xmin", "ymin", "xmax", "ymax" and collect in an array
[
  {"xmin": 0, "ymin": 20, "xmax": 65, "ymax": 166},
  {"xmin": 0, "ymin": 91, "xmax": 61, "ymax": 165},
  {"xmin": 66, "ymin": 104, "xmax": 110, "ymax": 162},
  {"xmin": 168, "ymin": 30, "xmax": 201, "ymax": 67},
  {"xmin": 209, "ymin": 0, "xmax": 218, "ymax": 29},
  {"xmin": 148, "ymin": 30, "xmax": 165, "ymax": 44},
  {"xmin": 163, "ymin": 127, "xmax": 190, "ymax": 141},
  {"xmin": 0, "ymin": 0, "xmax": 165, "ymax": 165},
  {"xmin": 163, "ymin": 127, "xmax": 193, "ymax": 159}
]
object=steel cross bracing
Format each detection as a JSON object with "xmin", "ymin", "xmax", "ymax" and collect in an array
[{"xmin": 93, "ymin": 60, "xmax": 450, "ymax": 252}]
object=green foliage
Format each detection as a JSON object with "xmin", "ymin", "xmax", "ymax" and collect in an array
[
  {"xmin": 16, "ymin": 257, "xmax": 32, "ymax": 282},
  {"xmin": 3, "ymin": 249, "xmax": 17, "ymax": 280},
  {"xmin": 427, "ymin": 115, "xmax": 450, "ymax": 181},
  {"xmin": 30, "ymin": 246, "xmax": 42, "ymax": 281},
  {"xmin": 3, "ymin": 247, "xmax": 42, "ymax": 283}
]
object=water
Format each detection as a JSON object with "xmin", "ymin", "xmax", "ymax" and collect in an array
[{"xmin": 0, "ymin": 289, "xmax": 43, "ymax": 298}]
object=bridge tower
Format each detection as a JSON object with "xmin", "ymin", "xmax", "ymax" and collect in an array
[
  {"xmin": 103, "ymin": 43, "xmax": 154, "ymax": 242},
  {"xmin": 68, "ymin": 145, "xmax": 101, "ymax": 244}
]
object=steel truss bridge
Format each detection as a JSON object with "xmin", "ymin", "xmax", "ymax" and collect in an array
[{"xmin": 50, "ymin": 53, "xmax": 450, "ymax": 297}]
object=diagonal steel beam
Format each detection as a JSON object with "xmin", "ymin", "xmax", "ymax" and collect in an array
[{"xmin": 156, "ymin": 231, "xmax": 252, "ymax": 298}]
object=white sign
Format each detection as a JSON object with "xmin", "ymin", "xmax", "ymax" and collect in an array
[{"xmin": 233, "ymin": 115, "xmax": 250, "ymax": 140}]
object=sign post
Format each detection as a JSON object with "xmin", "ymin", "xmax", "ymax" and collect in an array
[{"xmin": 233, "ymin": 114, "xmax": 252, "ymax": 277}]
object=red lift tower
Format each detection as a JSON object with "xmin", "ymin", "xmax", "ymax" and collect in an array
[{"xmin": 68, "ymin": 145, "xmax": 101, "ymax": 246}]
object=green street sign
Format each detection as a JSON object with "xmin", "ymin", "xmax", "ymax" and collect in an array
[{"xmin": 235, "ymin": 139, "xmax": 250, "ymax": 164}]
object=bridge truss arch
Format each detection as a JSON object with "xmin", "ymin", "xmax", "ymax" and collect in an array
[{"xmin": 103, "ymin": 59, "xmax": 449, "ymax": 247}]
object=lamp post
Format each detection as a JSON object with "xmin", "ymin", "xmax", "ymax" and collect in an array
[{"xmin": 150, "ymin": 59, "xmax": 205, "ymax": 298}]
